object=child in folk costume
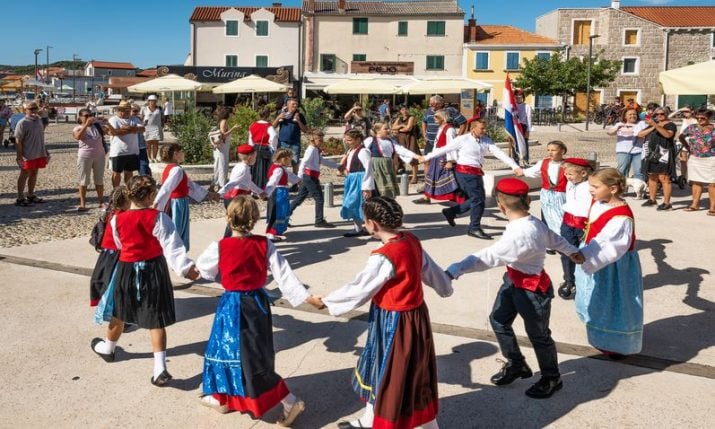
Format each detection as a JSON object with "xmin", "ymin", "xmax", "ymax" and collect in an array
[
  {"xmin": 219, "ymin": 144, "xmax": 267, "ymax": 237},
  {"xmin": 154, "ymin": 144, "xmax": 217, "ymax": 251},
  {"xmin": 573, "ymin": 168, "xmax": 643, "ymax": 358},
  {"xmin": 90, "ymin": 186, "xmax": 129, "ymax": 308},
  {"xmin": 363, "ymin": 123, "xmax": 419, "ymax": 198},
  {"xmin": 340, "ymin": 129, "xmax": 375, "ymax": 237},
  {"xmin": 196, "ymin": 196, "xmax": 323, "ymax": 425},
  {"xmin": 318, "ymin": 196, "xmax": 453, "ymax": 429},
  {"xmin": 522, "ymin": 141, "xmax": 569, "ymax": 242},
  {"xmin": 289, "ymin": 130, "xmax": 339, "ymax": 228},
  {"xmin": 446, "ymin": 179, "xmax": 580, "ymax": 399},
  {"xmin": 248, "ymin": 108, "xmax": 278, "ymax": 189},
  {"xmin": 265, "ymin": 148, "xmax": 301, "ymax": 241},
  {"xmin": 91, "ymin": 175, "xmax": 200, "ymax": 386},
  {"xmin": 419, "ymin": 119, "xmax": 523, "ymax": 240},
  {"xmin": 557, "ymin": 158, "xmax": 594, "ymax": 299},
  {"xmin": 416, "ymin": 109, "xmax": 459, "ymax": 205}
]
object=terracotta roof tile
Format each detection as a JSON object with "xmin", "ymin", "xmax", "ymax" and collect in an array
[
  {"xmin": 89, "ymin": 61, "xmax": 136, "ymax": 70},
  {"xmin": 622, "ymin": 6, "xmax": 715, "ymax": 27},
  {"xmin": 137, "ymin": 69, "xmax": 157, "ymax": 77},
  {"xmin": 190, "ymin": 6, "xmax": 302, "ymax": 22},
  {"xmin": 305, "ymin": 0, "xmax": 462, "ymax": 16},
  {"xmin": 469, "ymin": 25, "xmax": 561, "ymax": 45}
]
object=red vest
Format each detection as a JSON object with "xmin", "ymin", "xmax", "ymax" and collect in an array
[
  {"xmin": 540, "ymin": 159, "xmax": 567, "ymax": 192},
  {"xmin": 100, "ymin": 211, "xmax": 119, "ymax": 251},
  {"xmin": 371, "ymin": 232, "xmax": 424, "ymax": 311},
  {"xmin": 584, "ymin": 203, "xmax": 636, "ymax": 251},
  {"xmin": 162, "ymin": 164, "xmax": 189, "ymax": 199},
  {"xmin": 268, "ymin": 163, "xmax": 288, "ymax": 186},
  {"xmin": 115, "ymin": 209, "xmax": 163, "ymax": 262},
  {"xmin": 218, "ymin": 235, "xmax": 268, "ymax": 291},
  {"xmin": 435, "ymin": 125, "xmax": 453, "ymax": 148},
  {"xmin": 249, "ymin": 121, "xmax": 271, "ymax": 146}
]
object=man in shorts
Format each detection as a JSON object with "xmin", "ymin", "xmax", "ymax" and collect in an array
[
  {"xmin": 15, "ymin": 101, "xmax": 50, "ymax": 206},
  {"xmin": 107, "ymin": 101, "xmax": 143, "ymax": 187}
]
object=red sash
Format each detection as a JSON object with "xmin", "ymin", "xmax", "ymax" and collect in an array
[
  {"xmin": 563, "ymin": 212, "xmax": 587, "ymax": 229},
  {"xmin": 303, "ymin": 168, "xmax": 320, "ymax": 179},
  {"xmin": 455, "ymin": 164, "xmax": 484, "ymax": 176},
  {"xmin": 506, "ymin": 267, "xmax": 551, "ymax": 294},
  {"xmin": 224, "ymin": 188, "xmax": 250, "ymax": 199}
]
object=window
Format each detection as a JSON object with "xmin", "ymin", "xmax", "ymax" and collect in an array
[
  {"xmin": 352, "ymin": 54, "xmax": 366, "ymax": 62},
  {"xmin": 255, "ymin": 55, "xmax": 268, "ymax": 67},
  {"xmin": 535, "ymin": 52, "xmax": 551, "ymax": 61},
  {"xmin": 572, "ymin": 20, "xmax": 592, "ymax": 45},
  {"xmin": 398, "ymin": 21, "xmax": 408, "ymax": 36},
  {"xmin": 426, "ymin": 55, "xmax": 444, "ymax": 70},
  {"xmin": 226, "ymin": 20, "xmax": 239, "ymax": 36},
  {"xmin": 320, "ymin": 54, "xmax": 336, "ymax": 72},
  {"xmin": 427, "ymin": 21, "xmax": 446, "ymax": 36},
  {"xmin": 474, "ymin": 52, "xmax": 489, "ymax": 70},
  {"xmin": 256, "ymin": 20, "xmax": 269, "ymax": 37},
  {"xmin": 624, "ymin": 29, "xmax": 639, "ymax": 46},
  {"xmin": 535, "ymin": 95, "xmax": 553, "ymax": 109},
  {"xmin": 505, "ymin": 52, "xmax": 520, "ymax": 70},
  {"xmin": 225, "ymin": 55, "xmax": 238, "ymax": 67},
  {"xmin": 476, "ymin": 91, "xmax": 489, "ymax": 106},
  {"xmin": 353, "ymin": 18, "xmax": 368, "ymax": 35},
  {"xmin": 622, "ymin": 57, "xmax": 638, "ymax": 74}
]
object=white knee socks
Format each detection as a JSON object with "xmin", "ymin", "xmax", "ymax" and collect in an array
[
  {"xmin": 351, "ymin": 403, "xmax": 374, "ymax": 427},
  {"xmin": 421, "ymin": 419, "xmax": 440, "ymax": 429},
  {"xmin": 153, "ymin": 351, "xmax": 167, "ymax": 378},
  {"xmin": 94, "ymin": 339, "xmax": 116, "ymax": 355}
]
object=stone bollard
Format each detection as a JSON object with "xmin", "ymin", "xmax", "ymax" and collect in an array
[
  {"xmin": 586, "ymin": 151, "xmax": 598, "ymax": 162},
  {"xmin": 324, "ymin": 182, "xmax": 334, "ymax": 208},
  {"xmin": 399, "ymin": 173, "xmax": 409, "ymax": 196}
]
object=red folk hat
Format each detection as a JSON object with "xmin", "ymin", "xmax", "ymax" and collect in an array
[
  {"xmin": 496, "ymin": 178, "xmax": 530, "ymax": 196},
  {"xmin": 563, "ymin": 157, "xmax": 591, "ymax": 168},
  {"xmin": 237, "ymin": 144, "xmax": 255, "ymax": 155}
]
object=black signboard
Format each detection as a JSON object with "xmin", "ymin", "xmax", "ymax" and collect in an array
[{"xmin": 156, "ymin": 65, "xmax": 293, "ymax": 84}]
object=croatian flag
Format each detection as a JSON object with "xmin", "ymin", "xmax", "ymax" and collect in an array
[
  {"xmin": 502, "ymin": 75, "xmax": 527, "ymax": 162},
  {"xmin": 36, "ymin": 69, "xmax": 42, "ymax": 81}
]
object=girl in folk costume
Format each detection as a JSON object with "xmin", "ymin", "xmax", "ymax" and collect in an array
[
  {"xmin": 265, "ymin": 148, "xmax": 301, "ymax": 241},
  {"xmin": 154, "ymin": 144, "xmax": 217, "ymax": 251},
  {"xmin": 248, "ymin": 108, "xmax": 278, "ymax": 189},
  {"xmin": 90, "ymin": 186, "xmax": 129, "ymax": 308},
  {"xmin": 557, "ymin": 158, "xmax": 594, "ymax": 299},
  {"xmin": 418, "ymin": 109, "xmax": 459, "ymax": 204},
  {"xmin": 573, "ymin": 168, "xmax": 643, "ymax": 358},
  {"xmin": 196, "ymin": 196, "xmax": 323, "ymax": 425},
  {"xmin": 364, "ymin": 122, "xmax": 420, "ymax": 198},
  {"xmin": 219, "ymin": 144, "xmax": 266, "ymax": 237},
  {"xmin": 522, "ymin": 141, "xmax": 569, "ymax": 239},
  {"xmin": 340, "ymin": 129, "xmax": 375, "ymax": 237},
  {"xmin": 318, "ymin": 197, "xmax": 453, "ymax": 429},
  {"xmin": 91, "ymin": 175, "xmax": 200, "ymax": 386}
]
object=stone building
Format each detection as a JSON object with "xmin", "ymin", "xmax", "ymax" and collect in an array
[{"xmin": 536, "ymin": 1, "xmax": 715, "ymax": 110}]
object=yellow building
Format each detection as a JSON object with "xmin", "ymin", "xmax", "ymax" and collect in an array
[{"xmin": 463, "ymin": 21, "xmax": 563, "ymax": 115}]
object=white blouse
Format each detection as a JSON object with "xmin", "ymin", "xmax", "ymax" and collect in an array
[
  {"xmin": 523, "ymin": 159, "xmax": 563, "ymax": 185},
  {"xmin": 265, "ymin": 166, "xmax": 301, "ymax": 196},
  {"xmin": 562, "ymin": 181, "xmax": 592, "ymax": 218},
  {"xmin": 345, "ymin": 148, "xmax": 375, "ymax": 191},
  {"xmin": 425, "ymin": 134, "xmax": 519, "ymax": 171},
  {"xmin": 579, "ymin": 201, "xmax": 635, "ymax": 274},
  {"xmin": 153, "ymin": 166, "xmax": 209, "ymax": 211},
  {"xmin": 297, "ymin": 145, "xmax": 341, "ymax": 179}
]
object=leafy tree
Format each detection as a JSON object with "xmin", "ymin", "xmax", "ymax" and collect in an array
[{"xmin": 169, "ymin": 110, "xmax": 214, "ymax": 164}]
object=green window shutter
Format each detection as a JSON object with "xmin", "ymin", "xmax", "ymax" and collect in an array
[
  {"xmin": 427, "ymin": 21, "xmax": 445, "ymax": 36},
  {"xmin": 398, "ymin": 21, "xmax": 408, "ymax": 36},
  {"xmin": 353, "ymin": 54, "xmax": 366, "ymax": 62},
  {"xmin": 225, "ymin": 55, "xmax": 238, "ymax": 67},
  {"xmin": 256, "ymin": 21, "xmax": 269, "ymax": 37},
  {"xmin": 353, "ymin": 18, "xmax": 368, "ymax": 35},
  {"xmin": 426, "ymin": 55, "xmax": 444, "ymax": 70},
  {"xmin": 256, "ymin": 56, "xmax": 268, "ymax": 67},
  {"xmin": 226, "ymin": 20, "xmax": 238, "ymax": 36}
]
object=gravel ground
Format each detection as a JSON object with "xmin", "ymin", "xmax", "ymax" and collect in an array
[{"xmin": 0, "ymin": 122, "xmax": 618, "ymax": 248}]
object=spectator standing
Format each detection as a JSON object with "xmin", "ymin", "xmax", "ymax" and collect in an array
[
  {"xmin": 680, "ymin": 108, "xmax": 715, "ymax": 215},
  {"xmin": 343, "ymin": 101, "xmax": 371, "ymax": 136},
  {"xmin": 213, "ymin": 107, "xmax": 238, "ymax": 189},
  {"xmin": 37, "ymin": 99, "xmax": 50, "ymax": 129},
  {"xmin": 162, "ymin": 97, "xmax": 174, "ymax": 130},
  {"xmin": 626, "ymin": 98, "xmax": 642, "ymax": 115},
  {"xmin": 607, "ymin": 108, "xmax": 645, "ymax": 180},
  {"xmin": 131, "ymin": 104, "xmax": 151, "ymax": 176},
  {"xmin": 378, "ymin": 98, "xmax": 391, "ymax": 122},
  {"xmin": 391, "ymin": 104, "xmax": 421, "ymax": 183},
  {"xmin": 14, "ymin": 101, "xmax": 50, "ymax": 206},
  {"xmin": 107, "ymin": 101, "xmax": 142, "ymax": 188},
  {"xmin": 272, "ymin": 98, "xmax": 306, "ymax": 174},
  {"xmin": 514, "ymin": 90, "xmax": 533, "ymax": 166},
  {"xmin": 422, "ymin": 95, "xmax": 467, "ymax": 155},
  {"xmin": 0, "ymin": 100, "xmax": 12, "ymax": 146},
  {"xmin": 73, "ymin": 108, "xmax": 107, "ymax": 210},
  {"xmin": 639, "ymin": 108, "xmax": 677, "ymax": 211},
  {"xmin": 141, "ymin": 95, "xmax": 164, "ymax": 162}
]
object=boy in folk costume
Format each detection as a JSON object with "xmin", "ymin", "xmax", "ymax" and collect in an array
[
  {"xmin": 446, "ymin": 178, "xmax": 581, "ymax": 399},
  {"xmin": 557, "ymin": 158, "xmax": 594, "ymax": 299},
  {"xmin": 265, "ymin": 148, "xmax": 301, "ymax": 241},
  {"xmin": 318, "ymin": 197, "xmax": 453, "ymax": 429},
  {"xmin": 573, "ymin": 168, "xmax": 643, "ymax": 359},
  {"xmin": 219, "ymin": 144, "xmax": 267, "ymax": 237},
  {"xmin": 196, "ymin": 196, "xmax": 323, "ymax": 425}
]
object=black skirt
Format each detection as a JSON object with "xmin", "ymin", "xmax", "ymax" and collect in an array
[
  {"xmin": 113, "ymin": 256, "xmax": 176, "ymax": 329},
  {"xmin": 90, "ymin": 249, "xmax": 119, "ymax": 307},
  {"xmin": 250, "ymin": 146, "xmax": 273, "ymax": 190}
]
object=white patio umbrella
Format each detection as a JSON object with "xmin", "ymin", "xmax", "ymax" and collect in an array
[
  {"xmin": 23, "ymin": 79, "xmax": 55, "ymax": 89},
  {"xmin": 401, "ymin": 77, "xmax": 492, "ymax": 94},
  {"xmin": 212, "ymin": 74, "xmax": 289, "ymax": 94},
  {"xmin": 127, "ymin": 74, "xmax": 203, "ymax": 93},
  {"xmin": 659, "ymin": 60, "xmax": 715, "ymax": 95},
  {"xmin": 323, "ymin": 76, "xmax": 404, "ymax": 95}
]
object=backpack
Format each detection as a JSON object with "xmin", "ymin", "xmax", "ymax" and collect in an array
[{"xmin": 89, "ymin": 210, "xmax": 109, "ymax": 252}]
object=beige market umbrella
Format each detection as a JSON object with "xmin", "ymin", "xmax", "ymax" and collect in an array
[
  {"xmin": 659, "ymin": 60, "xmax": 715, "ymax": 95},
  {"xmin": 212, "ymin": 74, "xmax": 289, "ymax": 94},
  {"xmin": 401, "ymin": 77, "xmax": 492, "ymax": 95},
  {"xmin": 127, "ymin": 74, "xmax": 203, "ymax": 92},
  {"xmin": 323, "ymin": 76, "xmax": 404, "ymax": 95}
]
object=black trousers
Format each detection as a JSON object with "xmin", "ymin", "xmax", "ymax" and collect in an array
[
  {"xmin": 489, "ymin": 273, "xmax": 560, "ymax": 377},
  {"xmin": 560, "ymin": 223, "xmax": 584, "ymax": 284},
  {"xmin": 289, "ymin": 175, "xmax": 324, "ymax": 223}
]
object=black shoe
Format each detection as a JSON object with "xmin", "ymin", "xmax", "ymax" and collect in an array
[
  {"xmin": 641, "ymin": 199, "xmax": 657, "ymax": 207},
  {"xmin": 557, "ymin": 282, "xmax": 576, "ymax": 299},
  {"xmin": 442, "ymin": 208, "xmax": 456, "ymax": 227},
  {"xmin": 337, "ymin": 420, "xmax": 371, "ymax": 429},
  {"xmin": 314, "ymin": 220, "xmax": 336, "ymax": 228},
  {"xmin": 151, "ymin": 370, "xmax": 173, "ymax": 387},
  {"xmin": 490, "ymin": 361, "xmax": 532, "ymax": 386},
  {"xmin": 467, "ymin": 228, "xmax": 492, "ymax": 240},
  {"xmin": 546, "ymin": 249, "xmax": 557, "ymax": 255},
  {"xmin": 14, "ymin": 197, "xmax": 32, "ymax": 207},
  {"xmin": 412, "ymin": 197, "xmax": 430, "ymax": 205},
  {"xmin": 343, "ymin": 229, "xmax": 370, "ymax": 238},
  {"xmin": 525, "ymin": 376, "xmax": 563, "ymax": 399},
  {"xmin": 656, "ymin": 203, "xmax": 672, "ymax": 211},
  {"xmin": 90, "ymin": 337, "xmax": 115, "ymax": 363}
]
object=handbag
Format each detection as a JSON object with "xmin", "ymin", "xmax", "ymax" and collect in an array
[
  {"xmin": 208, "ymin": 130, "xmax": 224, "ymax": 149},
  {"xmin": 646, "ymin": 147, "xmax": 661, "ymax": 163}
]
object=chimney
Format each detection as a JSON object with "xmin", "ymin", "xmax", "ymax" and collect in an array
[
  {"xmin": 306, "ymin": 0, "xmax": 315, "ymax": 13},
  {"xmin": 338, "ymin": 0, "xmax": 346, "ymax": 13},
  {"xmin": 611, "ymin": 1, "xmax": 620, "ymax": 9},
  {"xmin": 468, "ymin": 3, "xmax": 477, "ymax": 43},
  {"xmin": 272, "ymin": 2, "xmax": 282, "ymax": 6}
]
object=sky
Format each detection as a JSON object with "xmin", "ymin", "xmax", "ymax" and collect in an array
[{"xmin": 3, "ymin": 0, "xmax": 714, "ymax": 69}]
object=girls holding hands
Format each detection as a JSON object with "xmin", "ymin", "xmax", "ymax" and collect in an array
[
  {"xmin": 219, "ymin": 144, "xmax": 267, "ymax": 236},
  {"xmin": 522, "ymin": 141, "xmax": 568, "ymax": 238},
  {"xmin": 340, "ymin": 129, "xmax": 375, "ymax": 237},
  {"xmin": 265, "ymin": 148, "xmax": 301, "ymax": 241}
]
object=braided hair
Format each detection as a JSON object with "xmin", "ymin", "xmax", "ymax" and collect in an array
[
  {"xmin": 362, "ymin": 196, "xmax": 403, "ymax": 229},
  {"xmin": 127, "ymin": 175, "xmax": 157, "ymax": 204}
]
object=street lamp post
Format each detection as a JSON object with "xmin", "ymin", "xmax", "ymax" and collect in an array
[
  {"xmin": 45, "ymin": 46, "xmax": 53, "ymax": 84},
  {"xmin": 585, "ymin": 34, "xmax": 601, "ymax": 131},
  {"xmin": 72, "ymin": 54, "xmax": 81, "ymax": 103}
]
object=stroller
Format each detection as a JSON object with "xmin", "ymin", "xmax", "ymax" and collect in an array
[{"xmin": 4, "ymin": 112, "xmax": 25, "ymax": 148}]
